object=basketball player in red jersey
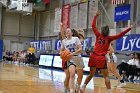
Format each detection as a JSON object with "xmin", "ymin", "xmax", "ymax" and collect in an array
[{"xmin": 80, "ymin": 11, "xmax": 136, "ymax": 93}]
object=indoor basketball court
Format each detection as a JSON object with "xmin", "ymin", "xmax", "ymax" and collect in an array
[{"xmin": 0, "ymin": 0, "xmax": 140, "ymax": 93}]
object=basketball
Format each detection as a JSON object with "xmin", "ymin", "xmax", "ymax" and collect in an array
[{"xmin": 60, "ymin": 50, "xmax": 71, "ymax": 61}]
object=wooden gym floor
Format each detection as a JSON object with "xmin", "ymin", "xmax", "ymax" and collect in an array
[{"xmin": 0, "ymin": 62, "xmax": 140, "ymax": 93}]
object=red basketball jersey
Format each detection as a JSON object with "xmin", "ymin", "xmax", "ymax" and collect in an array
[{"xmin": 92, "ymin": 15, "xmax": 131, "ymax": 56}]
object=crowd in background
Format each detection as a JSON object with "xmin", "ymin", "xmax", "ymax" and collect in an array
[
  {"xmin": 3, "ymin": 50, "xmax": 36, "ymax": 66},
  {"xmin": 117, "ymin": 52, "xmax": 140, "ymax": 84}
]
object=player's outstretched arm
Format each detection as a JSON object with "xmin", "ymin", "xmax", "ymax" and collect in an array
[
  {"xmin": 60, "ymin": 23, "xmax": 65, "ymax": 40},
  {"xmin": 109, "ymin": 24, "xmax": 136, "ymax": 41}
]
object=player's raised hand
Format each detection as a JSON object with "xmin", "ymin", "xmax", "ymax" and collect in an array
[
  {"xmin": 130, "ymin": 24, "xmax": 136, "ymax": 28},
  {"xmin": 96, "ymin": 11, "xmax": 101, "ymax": 16}
]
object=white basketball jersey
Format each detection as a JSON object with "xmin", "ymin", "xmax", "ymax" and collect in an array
[{"xmin": 61, "ymin": 37, "xmax": 81, "ymax": 62}]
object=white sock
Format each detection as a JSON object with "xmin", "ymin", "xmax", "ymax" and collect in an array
[
  {"xmin": 70, "ymin": 89, "xmax": 74, "ymax": 93},
  {"xmin": 76, "ymin": 84, "xmax": 80, "ymax": 87},
  {"xmin": 82, "ymin": 84, "xmax": 86, "ymax": 88},
  {"xmin": 107, "ymin": 89, "xmax": 112, "ymax": 93},
  {"xmin": 134, "ymin": 76, "xmax": 137, "ymax": 80},
  {"xmin": 62, "ymin": 87, "xmax": 67, "ymax": 92}
]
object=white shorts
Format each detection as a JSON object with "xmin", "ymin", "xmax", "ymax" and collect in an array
[{"xmin": 72, "ymin": 56, "xmax": 84, "ymax": 69}]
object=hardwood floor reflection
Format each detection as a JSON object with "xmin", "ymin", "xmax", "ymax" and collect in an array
[{"xmin": 0, "ymin": 62, "xmax": 140, "ymax": 93}]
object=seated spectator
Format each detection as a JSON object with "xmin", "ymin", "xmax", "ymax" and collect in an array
[
  {"xmin": 117, "ymin": 53, "xmax": 135, "ymax": 81},
  {"xmin": 26, "ymin": 52, "xmax": 36, "ymax": 66},
  {"xmin": 134, "ymin": 53, "xmax": 140, "ymax": 81},
  {"xmin": 19, "ymin": 51, "xmax": 26, "ymax": 64},
  {"xmin": 127, "ymin": 53, "xmax": 136, "ymax": 81},
  {"xmin": 13, "ymin": 52, "xmax": 19, "ymax": 62}
]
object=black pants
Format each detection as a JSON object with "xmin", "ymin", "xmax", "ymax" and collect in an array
[{"xmin": 26, "ymin": 53, "xmax": 36, "ymax": 64}]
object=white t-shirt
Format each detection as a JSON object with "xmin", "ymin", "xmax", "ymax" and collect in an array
[
  {"xmin": 127, "ymin": 59, "xmax": 135, "ymax": 65},
  {"xmin": 61, "ymin": 37, "xmax": 81, "ymax": 62},
  {"xmin": 20, "ymin": 53, "xmax": 26, "ymax": 58},
  {"xmin": 135, "ymin": 59, "xmax": 140, "ymax": 68}
]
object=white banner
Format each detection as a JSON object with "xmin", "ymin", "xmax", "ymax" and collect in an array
[
  {"xmin": 78, "ymin": 2, "xmax": 87, "ymax": 29},
  {"xmin": 54, "ymin": 8, "xmax": 62, "ymax": 32},
  {"xmin": 16, "ymin": 0, "xmax": 22, "ymax": 11},
  {"xmin": 70, "ymin": 5, "xmax": 78, "ymax": 29}
]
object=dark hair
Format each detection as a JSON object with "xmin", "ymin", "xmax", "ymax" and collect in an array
[
  {"xmin": 137, "ymin": 53, "xmax": 140, "ymax": 64},
  {"xmin": 101, "ymin": 25, "xmax": 110, "ymax": 37},
  {"xmin": 71, "ymin": 29, "xmax": 80, "ymax": 38},
  {"xmin": 134, "ymin": 52, "xmax": 140, "ymax": 60},
  {"xmin": 133, "ymin": 52, "xmax": 140, "ymax": 65},
  {"xmin": 137, "ymin": 53, "xmax": 140, "ymax": 60}
]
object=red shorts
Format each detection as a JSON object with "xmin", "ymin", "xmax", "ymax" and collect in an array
[
  {"xmin": 62, "ymin": 60, "xmax": 67, "ymax": 69},
  {"xmin": 88, "ymin": 52, "xmax": 107, "ymax": 69}
]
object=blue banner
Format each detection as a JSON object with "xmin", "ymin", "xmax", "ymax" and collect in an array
[
  {"xmin": 114, "ymin": 4, "xmax": 131, "ymax": 22},
  {"xmin": 0, "ymin": 40, "xmax": 3, "ymax": 60},
  {"xmin": 30, "ymin": 40, "xmax": 52, "ymax": 51},
  {"xmin": 55, "ymin": 37, "xmax": 92, "ymax": 50},
  {"xmin": 116, "ymin": 34, "xmax": 140, "ymax": 51},
  {"xmin": 55, "ymin": 39, "xmax": 61, "ymax": 50}
]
